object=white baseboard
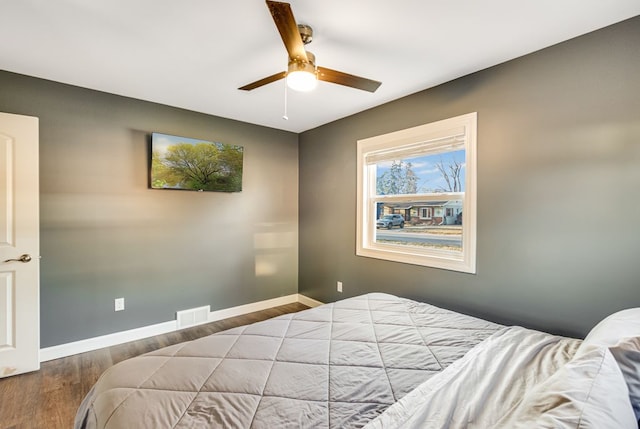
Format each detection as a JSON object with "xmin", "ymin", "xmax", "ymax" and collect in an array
[
  {"xmin": 39, "ymin": 320, "xmax": 178, "ymax": 363},
  {"xmin": 207, "ymin": 293, "xmax": 298, "ymax": 322},
  {"xmin": 297, "ymin": 294, "xmax": 324, "ymax": 308},
  {"xmin": 39, "ymin": 293, "xmax": 323, "ymax": 362}
]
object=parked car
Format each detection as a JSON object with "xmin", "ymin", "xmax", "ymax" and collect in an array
[{"xmin": 376, "ymin": 214, "xmax": 405, "ymax": 229}]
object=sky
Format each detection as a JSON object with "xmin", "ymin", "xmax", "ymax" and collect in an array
[
  {"xmin": 151, "ymin": 133, "xmax": 220, "ymax": 158},
  {"xmin": 376, "ymin": 149, "xmax": 466, "ymax": 193}
]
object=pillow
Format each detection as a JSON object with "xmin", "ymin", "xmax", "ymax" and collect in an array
[
  {"xmin": 497, "ymin": 344, "xmax": 637, "ymax": 428},
  {"xmin": 580, "ymin": 308, "xmax": 640, "ymax": 420},
  {"xmin": 610, "ymin": 338, "xmax": 640, "ymax": 422},
  {"xmin": 583, "ymin": 308, "xmax": 640, "ymax": 345}
]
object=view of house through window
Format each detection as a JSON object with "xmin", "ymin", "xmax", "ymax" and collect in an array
[
  {"xmin": 374, "ymin": 149, "xmax": 465, "ymax": 252},
  {"xmin": 356, "ymin": 113, "xmax": 477, "ymax": 273}
]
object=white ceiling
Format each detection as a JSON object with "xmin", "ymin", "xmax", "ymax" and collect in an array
[{"xmin": 1, "ymin": 1, "xmax": 639, "ymax": 133}]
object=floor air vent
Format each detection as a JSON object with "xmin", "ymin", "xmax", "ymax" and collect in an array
[{"xmin": 176, "ymin": 305, "xmax": 210, "ymax": 329}]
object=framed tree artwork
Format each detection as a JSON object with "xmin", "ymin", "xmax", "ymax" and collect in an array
[{"xmin": 150, "ymin": 133, "xmax": 243, "ymax": 192}]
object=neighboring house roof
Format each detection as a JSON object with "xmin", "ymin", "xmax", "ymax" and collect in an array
[{"xmin": 381, "ymin": 201, "xmax": 456, "ymax": 209}]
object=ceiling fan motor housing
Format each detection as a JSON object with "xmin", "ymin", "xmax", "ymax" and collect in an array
[
  {"xmin": 288, "ymin": 51, "xmax": 316, "ymax": 74},
  {"xmin": 298, "ymin": 24, "xmax": 313, "ymax": 44}
]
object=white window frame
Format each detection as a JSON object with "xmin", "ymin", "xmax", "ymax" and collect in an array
[
  {"xmin": 356, "ymin": 112, "xmax": 477, "ymax": 273},
  {"xmin": 419, "ymin": 207, "xmax": 432, "ymax": 220}
]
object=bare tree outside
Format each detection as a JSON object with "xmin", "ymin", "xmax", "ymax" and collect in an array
[{"xmin": 434, "ymin": 158, "xmax": 463, "ymax": 192}]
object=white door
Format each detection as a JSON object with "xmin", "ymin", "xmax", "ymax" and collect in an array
[{"xmin": 0, "ymin": 112, "xmax": 39, "ymax": 378}]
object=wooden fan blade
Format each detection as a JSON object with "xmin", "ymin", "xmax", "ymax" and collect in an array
[
  {"xmin": 317, "ymin": 67, "xmax": 381, "ymax": 93},
  {"xmin": 266, "ymin": 0, "xmax": 308, "ymax": 62},
  {"xmin": 238, "ymin": 71, "xmax": 287, "ymax": 91}
]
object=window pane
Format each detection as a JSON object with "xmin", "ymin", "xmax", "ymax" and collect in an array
[
  {"xmin": 374, "ymin": 200, "xmax": 463, "ymax": 252},
  {"xmin": 375, "ymin": 150, "xmax": 465, "ymax": 195}
]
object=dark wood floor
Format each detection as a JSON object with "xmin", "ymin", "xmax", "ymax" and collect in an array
[{"xmin": 0, "ymin": 302, "xmax": 308, "ymax": 429}]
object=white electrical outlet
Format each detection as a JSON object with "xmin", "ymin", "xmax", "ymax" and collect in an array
[
  {"xmin": 337, "ymin": 281, "xmax": 343, "ymax": 293},
  {"xmin": 114, "ymin": 297, "xmax": 125, "ymax": 311}
]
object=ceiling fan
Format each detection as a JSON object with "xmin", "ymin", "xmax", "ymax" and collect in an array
[{"xmin": 239, "ymin": 0, "xmax": 381, "ymax": 93}]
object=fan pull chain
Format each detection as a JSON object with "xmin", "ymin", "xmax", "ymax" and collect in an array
[{"xmin": 282, "ymin": 78, "xmax": 289, "ymax": 120}]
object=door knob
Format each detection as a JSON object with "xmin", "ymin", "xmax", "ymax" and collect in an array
[{"xmin": 3, "ymin": 254, "xmax": 32, "ymax": 263}]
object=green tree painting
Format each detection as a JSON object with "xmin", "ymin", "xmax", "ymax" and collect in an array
[{"xmin": 151, "ymin": 133, "xmax": 243, "ymax": 192}]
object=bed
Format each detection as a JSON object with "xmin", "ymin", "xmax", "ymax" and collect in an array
[{"xmin": 75, "ymin": 293, "xmax": 640, "ymax": 428}]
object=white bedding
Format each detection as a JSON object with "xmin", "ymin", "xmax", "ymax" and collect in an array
[
  {"xmin": 365, "ymin": 325, "xmax": 638, "ymax": 429},
  {"xmin": 364, "ymin": 326, "xmax": 581, "ymax": 428}
]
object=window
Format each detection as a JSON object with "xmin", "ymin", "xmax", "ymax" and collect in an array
[
  {"xmin": 356, "ymin": 113, "xmax": 477, "ymax": 273},
  {"xmin": 419, "ymin": 207, "xmax": 432, "ymax": 219}
]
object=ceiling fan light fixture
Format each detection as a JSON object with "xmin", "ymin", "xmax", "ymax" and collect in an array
[
  {"xmin": 287, "ymin": 70, "xmax": 317, "ymax": 92},
  {"xmin": 287, "ymin": 55, "xmax": 317, "ymax": 92}
]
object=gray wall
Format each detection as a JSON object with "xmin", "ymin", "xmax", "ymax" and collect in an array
[
  {"xmin": 1, "ymin": 16, "xmax": 638, "ymax": 347},
  {"xmin": 0, "ymin": 71, "xmax": 299, "ymax": 347},
  {"xmin": 299, "ymin": 17, "xmax": 640, "ymax": 338}
]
